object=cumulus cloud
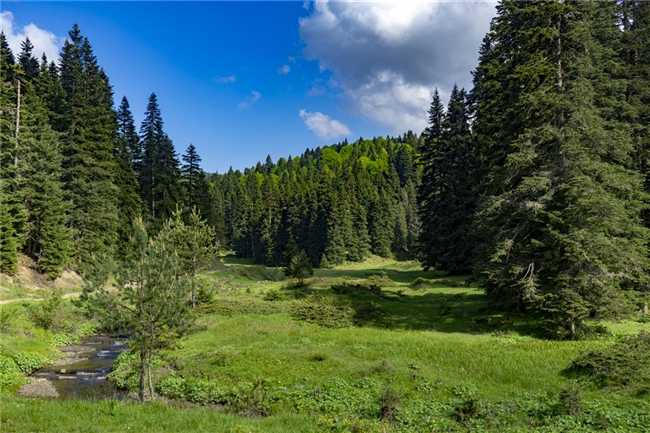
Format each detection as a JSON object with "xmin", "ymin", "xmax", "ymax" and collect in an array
[
  {"xmin": 299, "ymin": 109, "xmax": 351, "ymax": 139},
  {"xmin": 237, "ymin": 90, "xmax": 261, "ymax": 109},
  {"xmin": 299, "ymin": 1, "xmax": 496, "ymax": 132},
  {"xmin": 213, "ymin": 75, "xmax": 236, "ymax": 84},
  {"xmin": 1, "ymin": 11, "xmax": 65, "ymax": 63},
  {"xmin": 277, "ymin": 64, "xmax": 290, "ymax": 75}
]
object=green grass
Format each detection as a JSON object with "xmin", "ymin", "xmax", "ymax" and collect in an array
[
  {"xmin": 0, "ymin": 396, "xmax": 315, "ymax": 433},
  {"xmin": 3, "ymin": 256, "xmax": 650, "ymax": 432}
]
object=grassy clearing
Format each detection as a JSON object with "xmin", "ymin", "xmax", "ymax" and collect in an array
[{"xmin": 3, "ymin": 257, "xmax": 650, "ymax": 432}]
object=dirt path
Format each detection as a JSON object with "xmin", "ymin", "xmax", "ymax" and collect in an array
[{"xmin": 0, "ymin": 291, "xmax": 82, "ymax": 305}]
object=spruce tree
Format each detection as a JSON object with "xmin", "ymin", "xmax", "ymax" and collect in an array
[
  {"xmin": 417, "ymin": 85, "xmax": 477, "ymax": 273},
  {"xmin": 418, "ymin": 89, "xmax": 445, "ymax": 268},
  {"xmin": 18, "ymin": 38, "xmax": 39, "ymax": 81},
  {"xmin": 0, "ymin": 197, "xmax": 18, "ymax": 274},
  {"xmin": 182, "ymin": 143, "xmax": 202, "ymax": 211},
  {"xmin": 472, "ymin": 0, "xmax": 649, "ymax": 336},
  {"xmin": 139, "ymin": 93, "xmax": 183, "ymax": 231},
  {"xmin": 114, "ymin": 96, "xmax": 142, "ymax": 257},
  {"xmin": 19, "ymin": 82, "xmax": 73, "ymax": 278},
  {"xmin": 59, "ymin": 25, "xmax": 119, "ymax": 264}
]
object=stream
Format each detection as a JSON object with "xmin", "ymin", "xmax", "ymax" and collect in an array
[{"xmin": 32, "ymin": 335, "xmax": 128, "ymax": 400}]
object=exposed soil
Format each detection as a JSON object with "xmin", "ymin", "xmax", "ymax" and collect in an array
[{"xmin": 16, "ymin": 378, "xmax": 60, "ymax": 398}]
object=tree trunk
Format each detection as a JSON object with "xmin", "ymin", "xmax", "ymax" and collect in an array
[
  {"xmin": 191, "ymin": 260, "xmax": 197, "ymax": 308},
  {"xmin": 147, "ymin": 349, "xmax": 154, "ymax": 399},
  {"xmin": 139, "ymin": 349, "xmax": 147, "ymax": 402},
  {"xmin": 14, "ymin": 79, "xmax": 20, "ymax": 169}
]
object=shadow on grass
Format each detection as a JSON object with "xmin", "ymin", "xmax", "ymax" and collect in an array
[
  {"xmin": 314, "ymin": 267, "xmax": 450, "ymax": 284},
  {"xmin": 333, "ymin": 289, "xmax": 539, "ymax": 336}
]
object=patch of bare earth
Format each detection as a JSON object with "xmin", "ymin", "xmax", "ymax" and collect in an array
[{"xmin": 16, "ymin": 378, "xmax": 59, "ymax": 398}]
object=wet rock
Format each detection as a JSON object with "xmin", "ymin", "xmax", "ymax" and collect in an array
[{"xmin": 17, "ymin": 378, "xmax": 60, "ymax": 398}]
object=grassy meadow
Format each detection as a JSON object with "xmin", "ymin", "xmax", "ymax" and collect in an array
[{"xmin": 2, "ymin": 257, "xmax": 649, "ymax": 432}]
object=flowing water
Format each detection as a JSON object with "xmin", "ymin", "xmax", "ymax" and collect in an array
[{"xmin": 33, "ymin": 335, "xmax": 128, "ymax": 400}]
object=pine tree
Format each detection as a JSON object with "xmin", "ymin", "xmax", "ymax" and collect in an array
[
  {"xmin": 159, "ymin": 207, "xmax": 217, "ymax": 308},
  {"xmin": 18, "ymin": 38, "xmax": 39, "ymax": 81},
  {"xmin": 417, "ymin": 85, "xmax": 477, "ymax": 273},
  {"xmin": 139, "ymin": 93, "xmax": 183, "ymax": 231},
  {"xmin": 114, "ymin": 97, "xmax": 142, "ymax": 257},
  {"xmin": 472, "ymin": 0, "xmax": 649, "ymax": 336},
  {"xmin": 59, "ymin": 25, "xmax": 119, "ymax": 264},
  {"xmin": 117, "ymin": 97, "xmax": 141, "ymax": 177},
  {"xmin": 182, "ymin": 143, "xmax": 202, "ymax": 211},
  {"xmin": 0, "ymin": 32, "xmax": 15, "ymax": 82},
  {"xmin": 0, "ymin": 197, "xmax": 18, "ymax": 274},
  {"xmin": 418, "ymin": 89, "xmax": 445, "ymax": 268},
  {"xmin": 19, "ymin": 82, "xmax": 73, "ymax": 278}
]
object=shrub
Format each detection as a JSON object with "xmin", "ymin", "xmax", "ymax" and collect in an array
[
  {"xmin": 0, "ymin": 355, "xmax": 26, "ymax": 392},
  {"xmin": 378, "ymin": 386, "xmax": 402, "ymax": 422},
  {"xmin": 0, "ymin": 306, "xmax": 17, "ymax": 333},
  {"xmin": 184, "ymin": 378, "xmax": 213, "ymax": 403},
  {"xmin": 263, "ymin": 289, "xmax": 284, "ymax": 302},
  {"xmin": 568, "ymin": 331, "xmax": 650, "ymax": 394},
  {"xmin": 331, "ymin": 282, "xmax": 381, "ymax": 296},
  {"xmin": 290, "ymin": 296, "xmax": 354, "ymax": 328},
  {"xmin": 11, "ymin": 352, "xmax": 43, "ymax": 373},
  {"xmin": 29, "ymin": 290, "xmax": 69, "ymax": 332},
  {"xmin": 156, "ymin": 375, "xmax": 185, "ymax": 399},
  {"xmin": 557, "ymin": 384, "xmax": 584, "ymax": 416}
]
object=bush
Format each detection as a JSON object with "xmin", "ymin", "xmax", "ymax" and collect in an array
[
  {"xmin": 0, "ymin": 355, "xmax": 26, "ymax": 392},
  {"xmin": 262, "ymin": 289, "xmax": 285, "ymax": 302},
  {"xmin": 568, "ymin": 331, "xmax": 650, "ymax": 395},
  {"xmin": 156, "ymin": 375, "xmax": 185, "ymax": 399},
  {"xmin": 0, "ymin": 306, "xmax": 17, "ymax": 333},
  {"xmin": 184, "ymin": 378, "xmax": 213, "ymax": 403},
  {"xmin": 29, "ymin": 290, "xmax": 72, "ymax": 332},
  {"xmin": 557, "ymin": 384, "xmax": 584, "ymax": 416},
  {"xmin": 290, "ymin": 296, "xmax": 354, "ymax": 328},
  {"xmin": 331, "ymin": 282, "xmax": 381, "ymax": 296},
  {"xmin": 11, "ymin": 352, "xmax": 43, "ymax": 373},
  {"xmin": 378, "ymin": 386, "xmax": 402, "ymax": 422}
]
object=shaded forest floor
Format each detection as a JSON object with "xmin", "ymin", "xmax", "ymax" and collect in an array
[{"xmin": 2, "ymin": 256, "xmax": 649, "ymax": 432}]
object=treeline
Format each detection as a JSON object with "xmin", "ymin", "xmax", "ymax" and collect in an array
[
  {"xmin": 418, "ymin": 0, "xmax": 649, "ymax": 337},
  {"xmin": 0, "ymin": 26, "xmax": 214, "ymax": 278},
  {"xmin": 212, "ymin": 134, "xmax": 421, "ymax": 267}
]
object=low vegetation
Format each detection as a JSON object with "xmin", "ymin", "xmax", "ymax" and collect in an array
[{"xmin": 5, "ymin": 257, "xmax": 648, "ymax": 432}]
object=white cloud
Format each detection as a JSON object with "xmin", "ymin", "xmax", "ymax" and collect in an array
[
  {"xmin": 237, "ymin": 90, "xmax": 261, "ymax": 109},
  {"xmin": 213, "ymin": 75, "xmax": 236, "ymax": 84},
  {"xmin": 299, "ymin": 109, "xmax": 351, "ymax": 139},
  {"xmin": 1, "ymin": 11, "xmax": 65, "ymax": 63},
  {"xmin": 277, "ymin": 64, "xmax": 290, "ymax": 75},
  {"xmin": 299, "ymin": 1, "xmax": 496, "ymax": 133}
]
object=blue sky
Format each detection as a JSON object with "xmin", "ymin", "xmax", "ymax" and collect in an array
[{"xmin": 1, "ymin": 1, "xmax": 496, "ymax": 173}]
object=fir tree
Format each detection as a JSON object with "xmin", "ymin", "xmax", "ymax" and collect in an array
[
  {"xmin": 0, "ymin": 197, "xmax": 18, "ymax": 274},
  {"xmin": 140, "ymin": 93, "xmax": 183, "ymax": 231},
  {"xmin": 59, "ymin": 25, "xmax": 119, "ymax": 264},
  {"xmin": 417, "ymin": 85, "xmax": 477, "ymax": 273},
  {"xmin": 114, "ymin": 96, "xmax": 142, "ymax": 257},
  {"xmin": 182, "ymin": 143, "xmax": 202, "ymax": 211},
  {"xmin": 19, "ymin": 82, "xmax": 73, "ymax": 278},
  {"xmin": 472, "ymin": 0, "xmax": 649, "ymax": 336},
  {"xmin": 18, "ymin": 38, "xmax": 39, "ymax": 81}
]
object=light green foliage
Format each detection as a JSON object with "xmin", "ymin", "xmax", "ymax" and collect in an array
[
  {"xmin": 158, "ymin": 206, "xmax": 217, "ymax": 307},
  {"xmin": 84, "ymin": 218, "xmax": 194, "ymax": 401}
]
